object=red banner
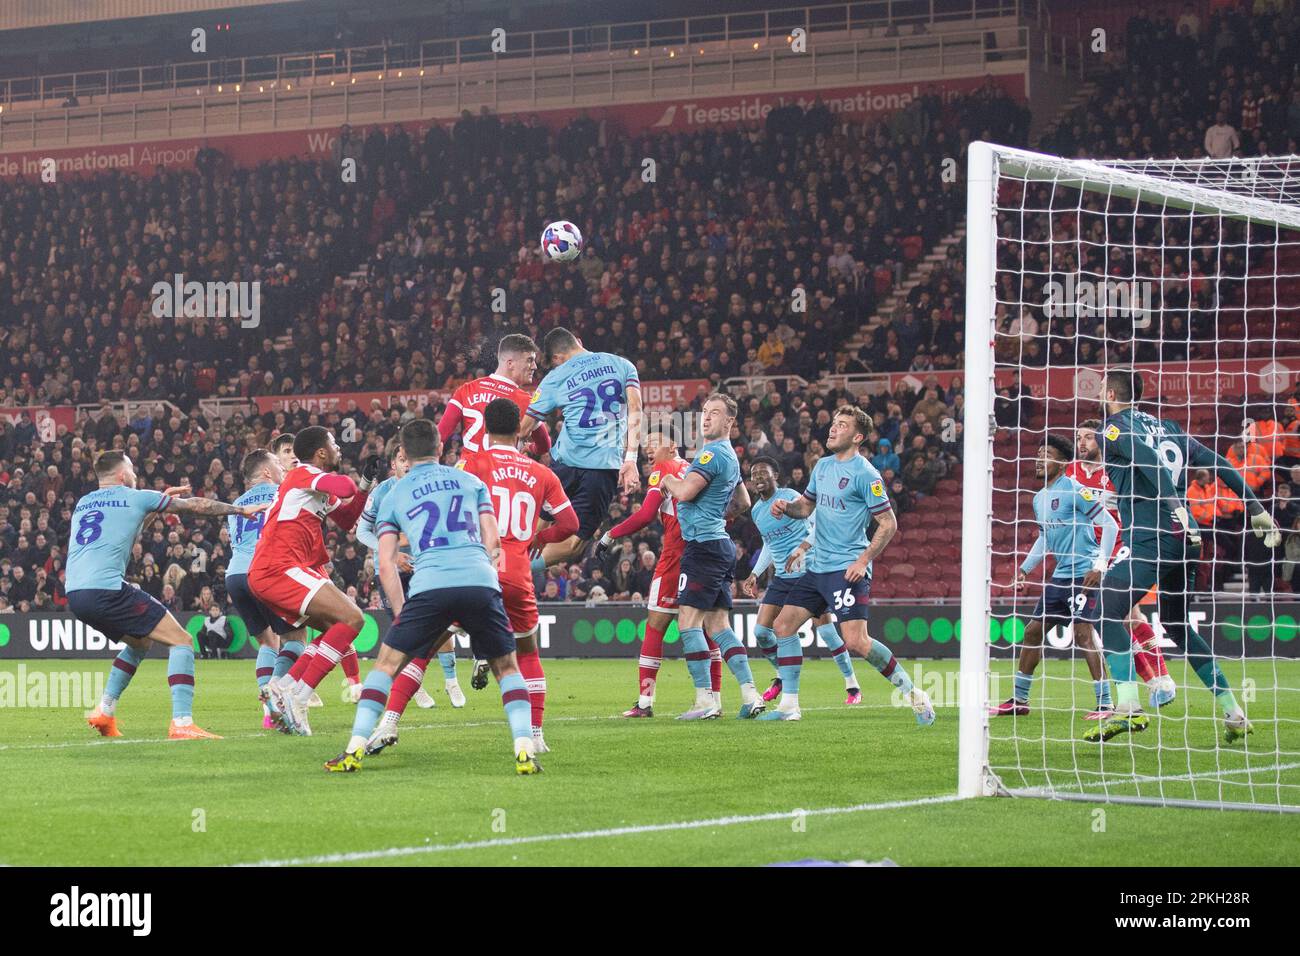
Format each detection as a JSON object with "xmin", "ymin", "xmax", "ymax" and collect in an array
[
  {"xmin": 0, "ymin": 405, "xmax": 76, "ymax": 439},
  {"xmin": 0, "ymin": 73, "xmax": 1024, "ymax": 180},
  {"xmin": 1013, "ymin": 358, "xmax": 1299, "ymax": 404},
  {"xmin": 639, "ymin": 379, "xmax": 711, "ymax": 412},
  {"xmin": 252, "ymin": 390, "xmax": 437, "ymax": 416}
]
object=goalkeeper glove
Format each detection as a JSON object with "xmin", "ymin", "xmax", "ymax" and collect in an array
[
  {"xmin": 1251, "ymin": 510, "xmax": 1282, "ymax": 548},
  {"xmin": 1172, "ymin": 506, "xmax": 1202, "ymax": 547},
  {"xmin": 358, "ymin": 455, "xmax": 388, "ymax": 492},
  {"xmin": 594, "ymin": 532, "xmax": 614, "ymax": 557}
]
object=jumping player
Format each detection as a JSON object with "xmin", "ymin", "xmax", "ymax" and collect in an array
[
  {"xmin": 1073, "ymin": 418, "xmax": 1176, "ymax": 709},
  {"xmin": 253, "ymin": 426, "xmax": 374, "ymax": 736},
  {"xmin": 596, "ymin": 430, "xmax": 725, "ymax": 717},
  {"xmin": 659, "ymin": 393, "xmax": 765, "ymax": 720},
  {"xmin": 522, "ymin": 326, "xmax": 642, "ymax": 567},
  {"xmin": 1087, "ymin": 368, "xmax": 1279, "ymax": 743},
  {"xmin": 74, "ymin": 451, "xmax": 269, "ymax": 739},
  {"xmin": 740, "ymin": 457, "xmax": 862, "ymax": 705},
  {"xmin": 989, "ymin": 435, "xmax": 1120, "ymax": 719},
  {"xmin": 758, "ymin": 406, "xmax": 934, "ymax": 724},
  {"xmin": 324, "ymin": 418, "xmax": 542, "ymax": 775},
  {"xmin": 439, "ymin": 333, "xmax": 551, "ymax": 457}
]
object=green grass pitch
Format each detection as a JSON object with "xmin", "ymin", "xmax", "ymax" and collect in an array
[{"xmin": 1, "ymin": 657, "xmax": 1297, "ymax": 866}]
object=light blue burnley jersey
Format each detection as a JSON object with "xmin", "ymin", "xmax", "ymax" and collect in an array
[
  {"xmin": 225, "ymin": 481, "xmax": 278, "ymax": 576},
  {"xmin": 526, "ymin": 350, "xmax": 639, "ymax": 470},
  {"xmin": 804, "ymin": 454, "xmax": 890, "ymax": 574},
  {"xmin": 677, "ymin": 439, "xmax": 740, "ymax": 543},
  {"xmin": 66, "ymin": 485, "xmax": 172, "ymax": 591},
  {"xmin": 752, "ymin": 488, "xmax": 811, "ymax": 580},
  {"xmin": 376, "ymin": 461, "xmax": 499, "ymax": 596},
  {"xmin": 357, "ymin": 475, "xmax": 411, "ymax": 556},
  {"xmin": 1032, "ymin": 474, "xmax": 1104, "ymax": 580}
]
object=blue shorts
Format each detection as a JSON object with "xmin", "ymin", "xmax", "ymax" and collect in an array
[
  {"xmin": 1033, "ymin": 579, "xmax": 1100, "ymax": 628},
  {"xmin": 67, "ymin": 584, "xmax": 169, "ymax": 642},
  {"xmin": 374, "ymin": 571, "xmax": 413, "ymax": 613},
  {"xmin": 384, "ymin": 586, "xmax": 515, "ymax": 662},
  {"xmin": 226, "ymin": 573, "xmax": 295, "ymax": 636},
  {"xmin": 552, "ymin": 462, "xmax": 619, "ymax": 540},
  {"xmin": 784, "ymin": 570, "xmax": 871, "ymax": 622},
  {"xmin": 679, "ymin": 538, "xmax": 735, "ymax": 611},
  {"xmin": 760, "ymin": 574, "xmax": 801, "ymax": 609}
]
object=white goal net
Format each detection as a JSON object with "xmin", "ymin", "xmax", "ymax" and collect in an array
[{"xmin": 960, "ymin": 142, "xmax": 1300, "ymax": 812}]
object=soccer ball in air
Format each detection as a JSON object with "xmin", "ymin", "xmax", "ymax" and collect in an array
[{"xmin": 541, "ymin": 220, "xmax": 584, "ymax": 262}]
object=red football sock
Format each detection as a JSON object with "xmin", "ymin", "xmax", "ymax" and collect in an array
[
  {"xmin": 340, "ymin": 644, "xmax": 360, "ymax": 683},
  {"xmin": 385, "ymin": 656, "xmax": 428, "ymax": 718},
  {"xmin": 1130, "ymin": 621, "xmax": 1168, "ymax": 679},
  {"xmin": 517, "ymin": 649, "xmax": 546, "ymax": 731},
  {"xmin": 300, "ymin": 622, "xmax": 359, "ymax": 690},
  {"xmin": 287, "ymin": 637, "xmax": 320, "ymax": 681},
  {"xmin": 638, "ymin": 622, "xmax": 666, "ymax": 700},
  {"xmin": 706, "ymin": 636, "xmax": 722, "ymax": 693}
]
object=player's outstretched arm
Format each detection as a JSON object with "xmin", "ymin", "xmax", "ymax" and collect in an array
[
  {"xmin": 618, "ymin": 385, "xmax": 643, "ymax": 494},
  {"xmin": 660, "ymin": 470, "xmax": 708, "ymax": 502},
  {"xmin": 437, "ymin": 401, "xmax": 462, "ymax": 445},
  {"xmin": 535, "ymin": 504, "xmax": 579, "ymax": 546},
  {"xmin": 376, "ymin": 532, "xmax": 406, "ymax": 616},
  {"xmin": 774, "ymin": 493, "xmax": 814, "ymax": 519},
  {"xmin": 165, "ymin": 493, "xmax": 265, "ymax": 518},
  {"xmin": 1017, "ymin": 534, "xmax": 1047, "ymax": 592},
  {"xmin": 597, "ymin": 489, "xmax": 660, "ymax": 553},
  {"xmin": 1188, "ymin": 436, "xmax": 1265, "ymax": 515}
]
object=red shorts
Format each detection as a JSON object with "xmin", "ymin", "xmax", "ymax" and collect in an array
[
  {"xmin": 247, "ymin": 564, "xmax": 330, "ymax": 628},
  {"xmin": 501, "ymin": 574, "xmax": 539, "ymax": 636},
  {"xmin": 647, "ymin": 554, "xmax": 682, "ymax": 614}
]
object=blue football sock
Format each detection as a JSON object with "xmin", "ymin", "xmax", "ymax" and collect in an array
[
  {"xmin": 104, "ymin": 645, "xmax": 147, "ymax": 705},
  {"xmin": 1013, "ymin": 671, "xmax": 1034, "ymax": 703},
  {"xmin": 167, "ymin": 644, "xmax": 196, "ymax": 720},
  {"xmin": 438, "ymin": 651, "xmax": 457, "ymax": 680},
  {"xmin": 351, "ymin": 670, "xmax": 393, "ymax": 745},
  {"xmin": 711, "ymin": 628, "xmax": 753, "ymax": 686},
  {"xmin": 530, "ymin": 555, "xmax": 547, "ymax": 574},
  {"xmin": 1094, "ymin": 679, "xmax": 1113, "ymax": 709},
  {"xmin": 775, "ymin": 634, "xmax": 803, "ymax": 696},
  {"xmin": 255, "ymin": 645, "xmax": 277, "ymax": 693},
  {"xmin": 498, "ymin": 672, "xmax": 533, "ymax": 742},
  {"xmin": 753, "ymin": 624, "xmax": 780, "ymax": 674},
  {"xmin": 679, "ymin": 627, "xmax": 712, "ymax": 689},
  {"xmin": 274, "ymin": 639, "xmax": 303, "ymax": 679},
  {"xmin": 817, "ymin": 623, "xmax": 857, "ymax": 682},
  {"xmin": 865, "ymin": 640, "xmax": 913, "ymax": 694},
  {"xmin": 1104, "ymin": 648, "xmax": 1136, "ymax": 685}
]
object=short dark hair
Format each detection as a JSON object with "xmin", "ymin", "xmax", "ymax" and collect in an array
[
  {"xmin": 400, "ymin": 419, "xmax": 439, "ymax": 460},
  {"xmin": 94, "ymin": 451, "xmax": 126, "ymax": 477},
  {"xmin": 1079, "ymin": 418, "xmax": 1102, "ymax": 431},
  {"xmin": 834, "ymin": 404, "xmax": 872, "ymax": 443},
  {"xmin": 543, "ymin": 326, "xmax": 580, "ymax": 361},
  {"xmin": 241, "ymin": 449, "xmax": 274, "ymax": 483},
  {"xmin": 1043, "ymin": 434, "xmax": 1075, "ymax": 461},
  {"xmin": 271, "ymin": 433, "xmax": 295, "ymax": 453},
  {"xmin": 498, "ymin": 333, "xmax": 538, "ymax": 358},
  {"xmin": 293, "ymin": 426, "xmax": 332, "ymax": 463},
  {"xmin": 750, "ymin": 456, "xmax": 782, "ymax": 478},
  {"xmin": 704, "ymin": 392, "xmax": 738, "ymax": 417},
  {"xmin": 384, "ymin": 436, "xmax": 402, "ymax": 459},
  {"xmin": 1105, "ymin": 368, "xmax": 1143, "ymax": 404},
  {"xmin": 484, "ymin": 397, "xmax": 522, "ymax": 437}
]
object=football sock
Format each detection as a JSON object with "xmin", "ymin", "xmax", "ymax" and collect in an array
[
  {"xmin": 706, "ymin": 636, "xmax": 723, "ymax": 692},
  {"xmin": 498, "ymin": 672, "xmax": 534, "ymax": 743},
  {"xmin": 1114, "ymin": 679, "xmax": 1141, "ymax": 713},
  {"xmin": 255, "ymin": 644, "xmax": 277, "ymax": 695},
  {"xmin": 530, "ymin": 554, "xmax": 546, "ymax": 574},
  {"xmin": 679, "ymin": 627, "xmax": 712, "ymax": 690},
  {"xmin": 517, "ymin": 649, "xmax": 546, "ymax": 731},
  {"xmin": 297, "ymin": 622, "xmax": 359, "ymax": 697},
  {"xmin": 1013, "ymin": 671, "xmax": 1034, "ymax": 703},
  {"xmin": 817, "ymin": 623, "xmax": 857, "ymax": 682},
  {"xmin": 711, "ymin": 628, "xmax": 753, "ymax": 687},
  {"xmin": 385, "ymin": 657, "xmax": 427, "ymax": 721},
  {"xmin": 273, "ymin": 639, "xmax": 302, "ymax": 679},
  {"xmin": 287, "ymin": 637, "xmax": 320, "ymax": 682},
  {"xmin": 638, "ymin": 621, "xmax": 665, "ymax": 706},
  {"xmin": 1130, "ymin": 620, "xmax": 1168, "ymax": 679},
  {"xmin": 167, "ymin": 644, "xmax": 196, "ymax": 720},
  {"xmin": 102, "ymin": 645, "xmax": 146, "ymax": 714},
  {"xmin": 348, "ymin": 669, "xmax": 393, "ymax": 753},
  {"xmin": 438, "ymin": 651, "xmax": 457, "ymax": 680},
  {"xmin": 340, "ymin": 644, "xmax": 360, "ymax": 683},
  {"xmin": 775, "ymin": 634, "xmax": 802, "ymax": 707},
  {"xmin": 1094, "ymin": 679, "xmax": 1113, "ymax": 710},
  {"xmin": 753, "ymin": 624, "xmax": 780, "ymax": 674},
  {"xmin": 865, "ymin": 640, "xmax": 913, "ymax": 694}
]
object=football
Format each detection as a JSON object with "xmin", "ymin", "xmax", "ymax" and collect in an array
[{"xmin": 540, "ymin": 220, "xmax": 584, "ymax": 262}]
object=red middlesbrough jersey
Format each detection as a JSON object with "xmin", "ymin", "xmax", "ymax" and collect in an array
[
  {"xmin": 1066, "ymin": 460, "xmax": 1123, "ymax": 552},
  {"xmin": 251, "ymin": 465, "xmax": 349, "ymax": 570},
  {"xmin": 649, "ymin": 456, "xmax": 688, "ymax": 564},
  {"xmin": 459, "ymin": 444, "xmax": 571, "ymax": 581},
  {"xmin": 447, "ymin": 373, "xmax": 534, "ymax": 455}
]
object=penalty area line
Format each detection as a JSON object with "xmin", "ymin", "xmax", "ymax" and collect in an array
[{"xmin": 232, "ymin": 792, "xmax": 965, "ymax": 866}]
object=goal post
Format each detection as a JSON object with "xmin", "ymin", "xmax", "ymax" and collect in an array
[{"xmin": 959, "ymin": 141, "xmax": 1300, "ymax": 812}]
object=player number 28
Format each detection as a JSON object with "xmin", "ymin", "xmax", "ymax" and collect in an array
[{"xmin": 568, "ymin": 379, "xmax": 623, "ymax": 428}]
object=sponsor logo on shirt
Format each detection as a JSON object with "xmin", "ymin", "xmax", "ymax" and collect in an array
[
  {"xmin": 697, "ymin": 451, "xmax": 714, "ymax": 465},
  {"xmin": 1104, "ymin": 424, "xmax": 1120, "ymax": 441},
  {"xmin": 870, "ymin": 480, "xmax": 884, "ymax": 497}
]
